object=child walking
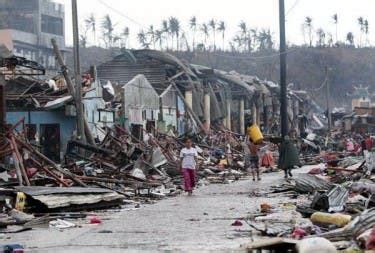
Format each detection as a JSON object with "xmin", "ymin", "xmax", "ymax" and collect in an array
[{"xmin": 180, "ymin": 138, "xmax": 199, "ymax": 196}]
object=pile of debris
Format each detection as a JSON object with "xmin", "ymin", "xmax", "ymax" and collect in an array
[
  {"xmin": 0, "ymin": 116, "xmax": 257, "ymax": 233},
  {"xmin": 246, "ymin": 149, "xmax": 375, "ymax": 252}
]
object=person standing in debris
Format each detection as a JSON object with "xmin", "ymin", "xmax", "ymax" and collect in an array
[
  {"xmin": 225, "ymin": 144, "xmax": 233, "ymax": 167},
  {"xmin": 278, "ymin": 135, "xmax": 300, "ymax": 179},
  {"xmin": 180, "ymin": 137, "xmax": 199, "ymax": 196},
  {"xmin": 365, "ymin": 135, "xmax": 374, "ymax": 151},
  {"xmin": 346, "ymin": 138, "xmax": 355, "ymax": 152},
  {"xmin": 143, "ymin": 130, "xmax": 153, "ymax": 145}
]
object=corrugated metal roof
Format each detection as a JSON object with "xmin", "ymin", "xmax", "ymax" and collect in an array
[
  {"xmin": 32, "ymin": 192, "xmax": 124, "ymax": 209},
  {"xmin": 97, "ymin": 61, "xmax": 168, "ymax": 94},
  {"xmin": 15, "ymin": 186, "xmax": 114, "ymax": 196}
]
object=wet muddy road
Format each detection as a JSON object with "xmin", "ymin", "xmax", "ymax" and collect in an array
[{"xmin": 2, "ymin": 169, "xmax": 298, "ymax": 252}]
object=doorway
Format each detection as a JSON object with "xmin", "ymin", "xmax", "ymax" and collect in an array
[
  {"xmin": 131, "ymin": 124, "xmax": 143, "ymax": 142},
  {"xmin": 40, "ymin": 124, "xmax": 60, "ymax": 162},
  {"xmin": 146, "ymin": 120, "xmax": 155, "ymax": 135}
]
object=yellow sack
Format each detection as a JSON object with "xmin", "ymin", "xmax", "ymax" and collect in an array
[
  {"xmin": 311, "ymin": 212, "xmax": 351, "ymax": 227},
  {"xmin": 15, "ymin": 192, "xmax": 26, "ymax": 211},
  {"xmin": 247, "ymin": 124, "xmax": 264, "ymax": 144},
  {"xmin": 219, "ymin": 159, "xmax": 228, "ymax": 166}
]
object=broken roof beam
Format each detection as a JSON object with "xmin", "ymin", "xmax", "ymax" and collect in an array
[
  {"xmin": 214, "ymin": 70, "xmax": 256, "ymax": 100},
  {"xmin": 51, "ymin": 38, "xmax": 95, "ymax": 145},
  {"xmin": 15, "ymin": 136, "xmax": 87, "ymax": 187},
  {"xmin": 137, "ymin": 50, "xmax": 200, "ymax": 91}
]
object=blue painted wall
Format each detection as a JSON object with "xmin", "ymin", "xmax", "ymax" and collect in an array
[{"xmin": 6, "ymin": 110, "xmax": 76, "ymax": 157}]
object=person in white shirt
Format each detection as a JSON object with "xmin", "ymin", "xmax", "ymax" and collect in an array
[
  {"xmin": 143, "ymin": 131, "xmax": 153, "ymax": 144},
  {"xmin": 180, "ymin": 137, "xmax": 198, "ymax": 196}
]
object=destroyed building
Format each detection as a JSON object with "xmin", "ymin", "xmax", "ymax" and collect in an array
[
  {"xmin": 5, "ymin": 76, "xmax": 76, "ymax": 162},
  {"xmin": 341, "ymin": 86, "xmax": 375, "ymax": 134},
  {"xmin": 0, "ymin": 0, "xmax": 65, "ymax": 70},
  {"xmin": 96, "ymin": 50, "xmax": 314, "ymax": 138},
  {"xmin": 83, "ymin": 74, "xmax": 115, "ymax": 141}
]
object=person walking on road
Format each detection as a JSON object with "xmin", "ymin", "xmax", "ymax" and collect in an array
[
  {"xmin": 180, "ymin": 137, "xmax": 199, "ymax": 196},
  {"xmin": 278, "ymin": 135, "xmax": 300, "ymax": 179},
  {"xmin": 243, "ymin": 139, "xmax": 261, "ymax": 181},
  {"xmin": 249, "ymin": 140, "xmax": 261, "ymax": 181}
]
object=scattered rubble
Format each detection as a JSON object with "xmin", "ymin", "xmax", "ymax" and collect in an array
[{"xmin": 246, "ymin": 138, "xmax": 375, "ymax": 252}]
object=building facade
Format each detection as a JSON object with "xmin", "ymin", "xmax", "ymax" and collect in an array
[{"xmin": 0, "ymin": 0, "xmax": 65, "ymax": 70}]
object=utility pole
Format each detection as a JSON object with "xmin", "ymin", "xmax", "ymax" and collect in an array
[
  {"xmin": 325, "ymin": 67, "xmax": 332, "ymax": 135},
  {"xmin": 51, "ymin": 39, "xmax": 95, "ymax": 145},
  {"xmin": 72, "ymin": 0, "xmax": 86, "ymax": 142},
  {"xmin": 279, "ymin": 0, "xmax": 288, "ymax": 138},
  {"xmin": 0, "ymin": 74, "xmax": 5, "ymax": 136}
]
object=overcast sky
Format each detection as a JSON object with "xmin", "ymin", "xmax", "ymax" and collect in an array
[{"xmin": 56, "ymin": 0, "xmax": 375, "ymax": 48}]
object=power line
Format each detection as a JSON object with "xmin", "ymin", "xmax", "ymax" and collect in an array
[
  {"xmin": 286, "ymin": 0, "xmax": 301, "ymax": 16},
  {"xmin": 306, "ymin": 76, "xmax": 327, "ymax": 92},
  {"xmin": 96, "ymin": 0, "xmax": 190, "ymax": 35},
  {"xmin": 96, "ymin": 0, "xmax": 146, "ymax": 28},
  {"xmin": 95, "ymin": 0, "xmax": 299, "ymax": 60}
]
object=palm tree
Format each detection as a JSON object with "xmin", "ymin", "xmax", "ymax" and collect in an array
[
  {"xmin": 169, "ymin": 17, "xmax": 180, "ymax": 50},
  {"xmin": 155, "ymin": 30, "xmax": 163, "ymax": 50},
  {"xmin": 264, "ymin": 30, "xmax": 273, "ymax": 50},
  {"xmin": 327, "ymin": 32, "xmax": 334, "ymax": 47},
  {"xmin": 364, "ymin": 19, "xmax": 369, "ymax": 46},
  {"xmin": 101, "ymin": 14, "xmax": 114, "ymax": 48},
  {"xmin": 209, "ymin": 19, "xmax": 216, "ymax": 51},
  {"xmin": 358, "ymin": 17, "xmax": 364, "ymax": 47},
  {"xmin": 217, "ymin": 21, "xmax": 226, "ymax": 51},
  {"xmin": 232, "ymin": 35, "xmax": 242, "ymax": 52},
  {"xmin": 200, "ymin": 23, "xmax": 209, "ymax": 50},
  {"xmin": 85, "ymin": 13, "xmax": 96, "ymax": 45},
  {"xmin": 113, "ymin": 35, "xmax": 121, "ymax": 48},
  {"xmin": 162, "ymin": 20, "xmax": 170, "ymax": 49},
  {"xmin": 316, "ymin": 28, "xmax": 326, "ymax": 47},
  {"xmin": 332, "ymin": 14, "xmax": 338, "ymax": 44},
  {"xmin": 80, "ymin": 34, "xmax": 87, "ymax": 48},
  {"xmin": 250, "ymin": 28, "xmax": 258, "ymax": 50},
  {"xmin": 148, "ymin": 25, "xmax": 156, "ymax": 49},
  {"xmin": 121, "ymin": 27, "xmax": 130, "ymax": 49},
  {"xmin": 239, "ymin": 21, "xmax": 251, "ymax": 52},
  {"xmin": 137, "ymin": 30, "xmax": 149, "ymax": 48},
  {"xmin": 346, "ymin": 32, "xmax": 354, "ymax": 46},
  {"xmin": 180, "ymin": 32, "xmax": 189, "ymax": 51},
  {"xmin": 196, "ymin": 43, "xmax": 205, "ymax": 52},
  {"xmin": 189, "ymin": 16, "xmax": 197, "ymax": 51},
  {"xmin": 304, "ymin": 16, "xmax": 313, "ymax": 47},
  {"xmin": 258, "ymin": 29, "xmax": 273, "ymax": 50}
]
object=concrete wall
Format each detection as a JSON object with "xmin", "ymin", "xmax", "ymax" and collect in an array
[
  {"xmin": 0, "ymin": 0, "xmax": 65, "ymax": 70},
  {"xmin": 161, "ymin": 107, "xmax": 177, "ymax": 130},
  {"xmin": 6, "ymin": 110, "xmax": 76, "ymax": 158}
]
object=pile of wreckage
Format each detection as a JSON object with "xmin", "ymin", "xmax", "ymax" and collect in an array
[
  {"xmin": 0, "ymin": 117, "xmax": 255, "ymax": 231},
  {"xmin": 0, "ymin": 44, "xmax": 265, "ymax": 233},
  {"xmin": 0, "ymin": 43, "xmax": 324, "ymax": 239},
  {"xmin": 246, "ymin": 149, "xmax": 375, "ymax": 252}
]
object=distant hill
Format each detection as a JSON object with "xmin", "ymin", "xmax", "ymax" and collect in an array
[{"xmin": 66, "ymin": 46, "xmax": 375, "ymax": 109}]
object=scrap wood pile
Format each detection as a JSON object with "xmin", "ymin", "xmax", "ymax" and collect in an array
[{"xmin": 247, "ymin": 150, "xmax": 375, "ymax": 252}]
